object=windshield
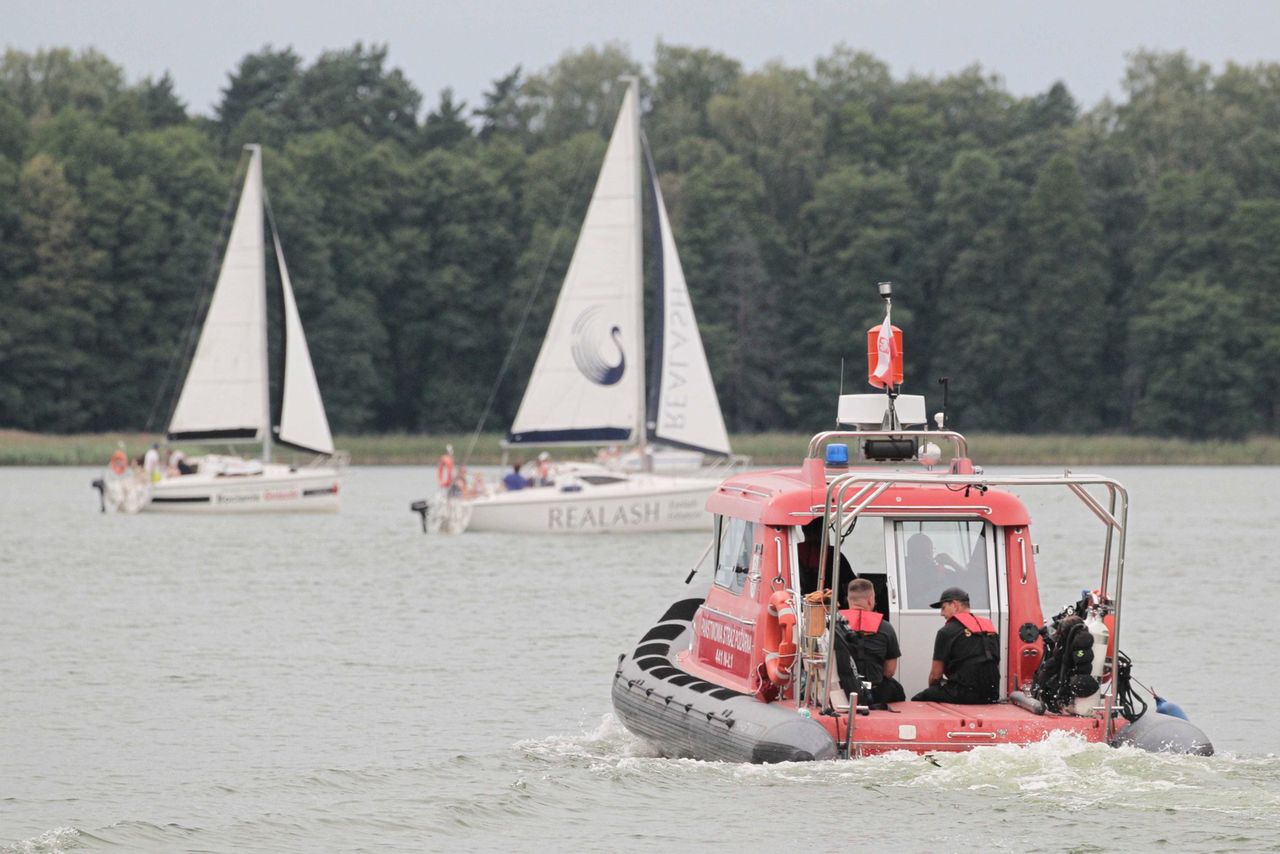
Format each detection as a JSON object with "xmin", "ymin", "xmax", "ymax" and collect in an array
[
  {"xmin": 897, "ymin": 519, "xmax": 990, "ymax": 609},
  {"xmin": 713, "ymin": 516, "xmax": 754, "ymax": 595}
]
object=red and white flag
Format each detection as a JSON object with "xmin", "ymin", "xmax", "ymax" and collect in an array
[{"xmin": 872, "ymin": 311, "xmax": 895, "ymax": 387}]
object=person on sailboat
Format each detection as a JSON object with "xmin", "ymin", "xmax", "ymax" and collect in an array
[
  {"xmin": 535, "ymin": 452, "xmax": 554, "ymax": 486},
  {"xmin": 143, "ymin": 443, "xmax": 161, "ymax": 483},
  {"xmin": 502, "ymin": 463, "xmax": 528, "ymax": 491},
  {"xmin": 167, "ymin": 448, "xmax": 196, "ymax": 476}
]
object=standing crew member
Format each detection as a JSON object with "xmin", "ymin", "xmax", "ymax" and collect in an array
[{"xmin": 911, "ymin": 587, "xmax": 1000, "ymax": 704}]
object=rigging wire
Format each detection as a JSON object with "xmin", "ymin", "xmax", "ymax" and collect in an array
[
  {"xmin": 459, "ymin": 152, "xmax": 597, "ymax": 467},
  {"xmin": 144, "ymin": 149, "xmax": 252, "ymax": 436}
]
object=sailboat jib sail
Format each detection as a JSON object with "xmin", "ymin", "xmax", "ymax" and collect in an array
[
  {"xmin": 646, "ymin": 151, "xmax": 731, "ymax": 458},
  {"xmin": 274, "ymin": 230, "xmax": 335, "ymax": 455},
  {"xmin": 168, "ymin": 146, "xmax": 270, "ymax": 443},
  {"xmin": 507, "ymin": 82, "xmax": 645, "ymax": 447}
]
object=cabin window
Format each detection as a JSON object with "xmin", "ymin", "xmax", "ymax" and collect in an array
[
  {"xmin": 713, "ymin": 516, "xmax": 755, "ymax": 595},
  {"xmin": 896, "ymin": 520, "xmax": 991, "ymax": 609}
]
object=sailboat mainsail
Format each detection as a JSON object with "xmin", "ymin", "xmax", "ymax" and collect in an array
[
  {"xmin": 168, "ymin": 147, "xmax": 270, "ymax": 444},
  {"xmin": 506, "ymin": 80, "xmax": 728, "ymax": 457},
  {"xmin": 167, "ymin": 144, "xmax": 334, "ymax": 457}
]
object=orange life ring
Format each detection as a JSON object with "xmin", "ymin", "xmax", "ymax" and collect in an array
[
  {"xmin": 109, "ymin": 450, "xmax": 127, "ymax": 475},
  {"xmin": 762, "ymin": 589, "xmax": 798, "ymax": 686},
  {"xmin": 437, "ymin": 454, "xmax": 455, "ymax": 487}
]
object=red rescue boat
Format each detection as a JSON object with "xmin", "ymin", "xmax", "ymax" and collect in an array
[{"xmin": 611, "ymin": 284, "xmax": 1211, "ymax": 762}]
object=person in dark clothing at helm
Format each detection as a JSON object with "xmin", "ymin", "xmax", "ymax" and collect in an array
[
  {"xmin": 911, "ymin": 587, "xmax": 1000, "ymax": 704},
  {"xmin": 796, "ymin": 518, "xmax": 854, "ymax": 607}
]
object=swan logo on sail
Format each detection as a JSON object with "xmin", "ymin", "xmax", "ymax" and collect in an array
[{"xmin": 571, "ymin": 306, "xmax": 625, "ymax": 386}]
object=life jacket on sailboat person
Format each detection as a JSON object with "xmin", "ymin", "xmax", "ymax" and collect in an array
[{"xmin": 437, "ymin": 446, "xmax": 455, "ymax": 489}]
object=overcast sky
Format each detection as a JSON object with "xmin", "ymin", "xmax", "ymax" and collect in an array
[{"xmin": 6, "ymin": 0, "xmax": 1278, "ymax": 118}]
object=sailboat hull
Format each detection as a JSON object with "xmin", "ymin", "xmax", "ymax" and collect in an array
[
  {"xmin": 130, "ymin": 459, "xmax": 343, "ymax": 513},
  {"xmin": 462, "ymin": 473, "xmax": 716, "ymax": 534}
]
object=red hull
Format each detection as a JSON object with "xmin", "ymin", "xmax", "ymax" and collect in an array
[{"xmin": 814, "ymin": 700, "xmax": 1111, "ymax": 756}]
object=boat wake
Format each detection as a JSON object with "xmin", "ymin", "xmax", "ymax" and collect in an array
[
  {"xmin": 1, "ymin": 826, "xmax": 79, "ymax": 854},
  {"xmin": 517, "ymin": 717, "xmax": 1280, "ymax": 817}
]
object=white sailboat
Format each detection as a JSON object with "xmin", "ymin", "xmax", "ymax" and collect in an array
[
  {"xmin": 440, "ymin": 79, "xmax": 731, "ymax": 534},
  {"xmin": 99, "ymin": 145, "xmax": 345, "ymax": 513}
]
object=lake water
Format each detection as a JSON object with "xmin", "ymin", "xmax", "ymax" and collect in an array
[{"xmin": 3, "ymin": 465, "xmax": 1279, "ymax": 852}]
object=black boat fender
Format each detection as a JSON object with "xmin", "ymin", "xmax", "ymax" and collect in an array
[{"xmin": 611, "ymin": 598, "xmax": 837, "ymax": 763}]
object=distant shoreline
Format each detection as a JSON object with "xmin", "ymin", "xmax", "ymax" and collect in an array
[{"xmin": 3, "ymin": 430, "xmax": 1278, "ymax": 466}]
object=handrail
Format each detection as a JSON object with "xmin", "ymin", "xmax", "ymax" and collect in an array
[{"xmin": 802, "ymin": 470, "xmax": 1128, "ymax": 729}]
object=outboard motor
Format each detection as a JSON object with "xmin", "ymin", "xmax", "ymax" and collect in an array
[{"xmin": 410, "ymin": 499, "xmax": 430, "ymax": 532}]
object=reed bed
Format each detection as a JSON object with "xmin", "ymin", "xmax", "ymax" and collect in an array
[{"xmin": 3, "ymin": 429, "xmax": 1278, "ymax": 466}]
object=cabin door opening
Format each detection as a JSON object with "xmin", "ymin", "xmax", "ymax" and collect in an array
[{"xmin": 889, "ymin": 519, "xmax": 1000, "ymax": 698}]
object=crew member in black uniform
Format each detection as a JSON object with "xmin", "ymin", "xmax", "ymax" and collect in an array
[
  {"xmin": 911, "ymin": 586, "xmax": 1000, "ymax": 704},
  {"xmin": 835, "ymin": 578, "xmax": 905, "ymax": 705}
]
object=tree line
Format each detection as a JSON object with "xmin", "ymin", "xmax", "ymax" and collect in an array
[{"xmin": 1, "ymin": 43, "xmax": 1277, "ymax": 440}]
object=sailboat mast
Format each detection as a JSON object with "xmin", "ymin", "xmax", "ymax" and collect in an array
[
  {"xmin": 621, "ymin": 76, "xmax": 648, "ymax": 467},
  {"xmin": 247, "ymin": 144, "xmax": 273, "ymax": 464}
]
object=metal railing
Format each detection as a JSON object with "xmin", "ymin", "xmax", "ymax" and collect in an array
[{"xmin": 804, "ymin": 470, "xmax": 1128, "ymax": 741}]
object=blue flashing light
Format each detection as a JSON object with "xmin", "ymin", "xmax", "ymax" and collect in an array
[{"xmin": 825, "ymin": 443, "xmax": 849, "ymax": 466}]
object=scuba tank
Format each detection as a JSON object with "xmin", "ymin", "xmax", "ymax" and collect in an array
[{"xmin": 1071, "ymin": 599, "xmax": 1111, "ymax": 715}]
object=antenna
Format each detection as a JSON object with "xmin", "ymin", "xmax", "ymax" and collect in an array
[
  {"xmin": 837, "ymin": 357, "xmax": 845, "ymax": 427},
  {"xmin": 938, "ymin": 376, "xmax": 951, "ymax": 429}
]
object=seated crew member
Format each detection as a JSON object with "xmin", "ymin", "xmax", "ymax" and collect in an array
[
  {"xmin": 796, "ymin": 518, "xmax": 854, "ymax": 607},
  {"xmin": 911, "ymin": 587, "xmax": 1000, "ymax": 705},
  {"xmin": 904, "ymin": 532, "xmax": 967, "ymax": 605},
  {"xmin": 835, "ymin": 578, "xmax": 905, "ymax": 705},
  {"xmin": 502, "ymin": 463, "xmax": 528, "ymax": 491}
]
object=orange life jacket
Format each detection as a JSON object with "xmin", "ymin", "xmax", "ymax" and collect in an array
[
  {"xmin": 839, "ymin": 608, "xmax": 883, "ymax": 633},
  {"xmin": 953, "ymin": 611, "xmax": 997, "ymax": 634}
]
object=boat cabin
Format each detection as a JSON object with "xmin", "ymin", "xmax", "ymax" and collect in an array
[
  {"xmin": 677, "ymin": 393, "xmax": 1130, "ymax": 751},
  {"xmin": 614, "ymin": 292, "xmax": 1210, "ymax": 760}
]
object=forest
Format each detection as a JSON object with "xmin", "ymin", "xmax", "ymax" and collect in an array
[{"xmin": 1, "ymin": 43, "xmax": 1277, "ymax": 440}]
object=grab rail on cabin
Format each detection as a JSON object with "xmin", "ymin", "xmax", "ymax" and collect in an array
[
  {"xmin": 806, "ymin": 470, "xmax": 1129, "ymax": 742},
  {"xmin": 806, "ymin": 430, "xmax": 969, "ymax": 460}
]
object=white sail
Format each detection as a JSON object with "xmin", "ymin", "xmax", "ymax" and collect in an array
[
  {"xmin": 168, "ymin": 146, "xmax": 269, "ymax": 442},
  {"xmin": 507, "ymin": 81, "xmax": 645, "ymax": 447},
  {"xmin": 274, "ymin": 231, "xmax": 335, "ymax": 455},
  {"xmin": 649, "ymin": 172, "xmax": 732, "ymax": 457}
]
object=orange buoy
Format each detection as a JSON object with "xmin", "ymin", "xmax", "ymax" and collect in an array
[
  {"xmin": 762, "ymin": 590, "xmax": 798, "ymax": 686},
  {"xmin": 437, "ymin": 454, "xmax": 455, "ymax": 488}
]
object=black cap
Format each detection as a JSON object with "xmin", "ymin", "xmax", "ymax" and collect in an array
[{"xmin": 929, "ymin": 587, "xmax": 970, "ymax": 609}]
